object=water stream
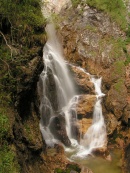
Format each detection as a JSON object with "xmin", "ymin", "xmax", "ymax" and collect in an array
[{"xmin": 38, "ymin": 23, "xmax": 107, "ymax": 156}]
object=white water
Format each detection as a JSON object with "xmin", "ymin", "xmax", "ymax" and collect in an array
[
  {"xmin": 71, "ymin": 77, "xmax": 107, "ymax": 158},
  {"xmin": 38, "ymin": 23, "xmax": 77, "ymax": 146},
  {"xmin": 38, "ymin": 23, "xmax": 107, "ymax": 157}
]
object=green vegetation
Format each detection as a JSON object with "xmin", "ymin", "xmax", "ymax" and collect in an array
[
  {"xmin": 86, "ymin": 24, "xmax": 98, "ymax": 32},
  {"xmin": 0, "ymin": 0, "xmax": 46, "ymax": 103},
  {"xmin": 71, "ymin": 0, "xmax": 127, "ymax": 30},
  {"xmin": 110, "ymin": 60, "xmax": 125, "ymax": 82},
  {"xmin": 0, "ymin": 109, "xmax": 20, "ymax": 173},
  {"xmin": 124, "ymin": 25, "xmax": 130, "ymax": 65},
  {"xmin": 86, "ymin": 0, "xmax": 127, "ymax": 30},
  {"xmin": 112, "ymin": 61, "xmax": 125, "ymax": 75},
  {"xmin": 71, "ymin": 0, "xmax": 81, "ymax": 7},
  {"xmin": 55, "ymin": 164, "xmax": 81, "ymax": 173},
  {"xmin": 114, "ymin": 79, "xmax": 124, "ymax": 93},
  {"xmin": 0, "ymin": 145, "xmax": 20, "ymax": 173},
  {"xmin": 0, "ymin": 0, "xmax": 46, "ymax": 172},
  {"xmin": 0, "ymin": 112, "xmax": 9, "ymax": 140}
]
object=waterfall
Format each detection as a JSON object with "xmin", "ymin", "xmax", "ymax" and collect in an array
[
  {"xmin": 72, "ymin": 76, "xmax": 107, "ymax": 158},
  {"xmin": 38, "ymin": 23, "xmax": 77, "ymax": 146},
  {"xmin": 38, "ymin": 23, "xmax": 107, "ymax": 156}
]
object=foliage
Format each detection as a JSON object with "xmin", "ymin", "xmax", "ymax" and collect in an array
[
  {"xmin": 0, "ymin": 145, "xmax": 20, "ymax": 173},
  {"xmin": 125, "ymin": 54, "xmax": 130, "ymax": 65},
  {"xmin": 86, "ymin": 0, "xmax": 127, "ymax": 29},
  {"xmin": 0, "ymin": 1, "xmax": 46, "ymax": 172},
  {"xmin": 0, "ymin": 112, "xmax": 9, "ymax": 140},
  {"xmin": 71, "ymin": 0, "xmax": 81, "ymax": 7},
  {"xmin": 0, "ymin": 0, "xmax": 45, "ymax": 27},
  {"xmin": 0, "ymin": 0, "xmax": 46, "ymax": 104},
  {"xmin": 0, "ymin": 0, "xmax": 46, "ymax": 48}
]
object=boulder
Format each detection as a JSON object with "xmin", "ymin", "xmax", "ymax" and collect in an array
[
  {"xmin": 105, "ymin": 113, "xmax": 118, "ymax": 136},
  {"xmin": 49, "ymin": 114, "xmax": 71, "ymax": 147},
  {"xmin": 76, "ymin": 94, "xmax": 96, "ymax": 138},
  {"xmin": 105, "ymin": 80, "xmax": 127, "ymax": 120},
  {"xmin": 78, "ymin": 118, "xmax": 92, "ymax": 137},
  {"xmin": 70, "ymin": 65, "xmax": 95, "ymax": 93},
  {"xmin": 76, "ymin": 95, "xmax": 96, "ymax": 118}
]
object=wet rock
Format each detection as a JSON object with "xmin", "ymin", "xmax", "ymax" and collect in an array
[
  {"xmin": 123, "ymin": 103, "xmax": 130, "ymax": 125},
  {"xmin": 115, "ymin": 138, "xmax": 124, "ymax": 148},
  {"xmin": 105, "ymin": 80, "xmax": 127, "ymax": 119},
  {"xmin": 124, "ymin": 143, "xmax": 130, "ymax": 173},
  {"xmin": 92, "ymin": 147, "xmax": 111, "ymax": 160},
  {"xmin": 76, "ymin": 95, "xmax": 96, "ymax": 118},
  {"xmin": 49, "ymin": 114, "xmax": 71, "ymax": 147},
  {"xmin": 105, "ymin": 113, "xmax": 118, "ymax": 136},
  {"xmin": 70, "ymin": 65, "xmax": 95, "ymax": 93},
  {"xmin": 78, "ymin": 118, "xmax": 92, "ymax": 137},
  {"xmin": 55, "ymin": 143, "xmax": 65, "ymax": 154},
  {"xmin": 75, "ymin": 95, "xmax": 96, "ymax": 138}
]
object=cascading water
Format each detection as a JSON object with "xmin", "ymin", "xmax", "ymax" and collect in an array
[
  {"xmin": 72, "ymin": 76, "xmax": 107, "ymax": 158},
  {"xmin": 38, "ymin": 23, "xmax": 78, "ymax": 146},
  {"xmin": 38, "ymin": 23, "xmax": 107, "ymax": 157}
]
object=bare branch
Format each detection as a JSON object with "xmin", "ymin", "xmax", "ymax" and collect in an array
[{"xmin": 0, "ymin": 30, "xmax": 12, "ymax": 58}]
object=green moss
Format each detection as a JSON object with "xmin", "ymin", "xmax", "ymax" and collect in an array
[
  {"xmin": 86, "ymin": 24, "xmax": 98, "ymax": 32},
  {"xmin": 55, "ymin": 168, "xmax": 64, "ymax": 173},
  {"xmin": 71, "ymin": 0, "xmax": 127, "ymax": 29},
  {"xmin": 71, "ymin": 0, "xmax": 81, "ymax": 7},
  {"xmin": 113, "ymin": 79, "xmax": 124, "ymax": 93},
  {"xmin": 24, "ymin": 123, "xmax": 33, "ymax": 141},
  {"xmin": 125, "ymin": 54, "xmax": 130, "ymax": 65},
  {"xmin": 85, "ymin": 0, "xmax": 127, "ymax": 30},
  {"xmin": 0, "ymin": 145, "xmax": 20, "ymax": 173},
  {"xmin": 112, "ymin": 61, "xmax": 125, "ymax": 75},
  {"xmin": 0, "ymin": 112, "xmax": 9, "ymax": 140}
]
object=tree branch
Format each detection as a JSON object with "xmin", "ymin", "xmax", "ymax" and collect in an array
[{"xmin": 0, "ymin": 30, "xmax": 12, "ymax": 58}]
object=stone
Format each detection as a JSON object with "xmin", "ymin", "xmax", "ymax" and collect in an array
[
  {"xmin": 105, "ymin": 80, "xmax": 127, "ymax": 120},
  {"xmin": 78, "ymin": 118, "xmax": 92, "ymax": 137},
  {"xmin": 70, "ymin": 65, "xmax": 95, "ymax": 94},
  {"xmin": 76, "ymin": 95, "xmax": 96, "ymax": 118},
  {"xmin": 105, "ymin": 113, "xmax": 118, "ymax": 136},
  {"xmin": 49, "ymin": 114, "xmax": 71, "ymax": 147}
]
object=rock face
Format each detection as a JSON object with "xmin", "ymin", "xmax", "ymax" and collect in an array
[
  {"xmin": 124, "ymin": 142, "xmax": 130, "ymax": 173},
  {"xmin": 105, "ymin": 113, "xmax": 118, "ymax": 136},
  {"xmin": 71, "ymin": 94, "xmax": 96, "ymax": 137},
  {"xmin": 57, "ymin": 1, "xmax": 129, "ymax": 141},
  {"xmin": 76, "ymin": 95, "xmax": 96, "ymax": 118},
  {"xmin": 50, "ymin": 114, "xmax": 71, "ymax": 146},
  {"xmin": 70, "ymin": 65, "xmax": 95, "ymax": 94},
  {"xmin": 53, "ymin": 2, "xmax": 130, "ymax": 171},
  {"xmin": 105, "ymin": 81, "xmax": 127, "ymax": 120}
]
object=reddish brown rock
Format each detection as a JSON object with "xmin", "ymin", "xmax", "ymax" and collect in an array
[
  {"xmin": 70, "ymin": 65, "xmax": 95, "ymax": 93},
  {"xmin": 76, "ymin": 95, "xmax": 96, "ymax": 118},
  {"xmin": 78, "ymin": 118, "xmax": 92, "ymax": 137},
  {"xmin": 105, "ymin": 80, "xmax": 127, "ymax": 120},
  {"xmin": 105, "ymin": 113, "xmax": 118, "ymax": 135}
]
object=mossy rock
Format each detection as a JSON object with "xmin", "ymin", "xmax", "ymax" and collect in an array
[
  {"xmin": 110, "ymin": 61, "xmax": 125, "ymax": 82},
  {"xmin": 54, "ymin": 163, "xmax": 81, "ymax": 173}
]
